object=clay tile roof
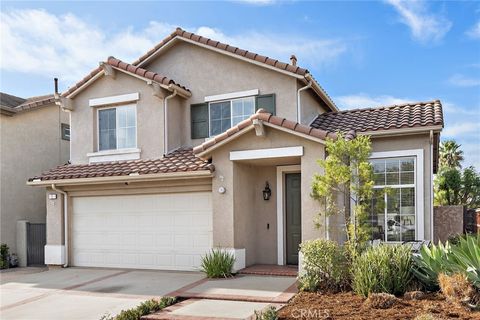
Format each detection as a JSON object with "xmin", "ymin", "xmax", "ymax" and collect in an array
[
  {"xmin": 62, "ymin": 57, "xmax": 189, "ymax": 98},
  {"xmin": 106, "ymin": 57, "xmax": 190, "ymax": 92},
  {"xmin": 193, "ymin": 109, "xmax": 338, "ymax": 155},
  {"xmin": 29, "ymin": 148, "xmax": 213, "ymax": 182},
  {"xmin": 1, "ymin": 93, "xmax": 55, "ymax": 115},
  {"xmin": 311, "ymin": 100, "xmax": 444, "ymax": 133},
  {"xmin": 132, "ymin": 27, "xmax": 309, "ymax": 77}
]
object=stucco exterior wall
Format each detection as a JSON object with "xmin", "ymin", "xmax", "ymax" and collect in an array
[
  {"xmin": 70, "ymin": 72, "xmax": 167, "ymax": 164},
  {"xmin": 297, "ymin": 80, "xmax": 330, "ymax": 124},
  {"xmin": 208, "ymin": 127, "xmax": 325, "ymax": 265},
  {"xmin": 370, "ymin": 133, "xmax": 433, "ymax": 240},
  {"xmin": 0, "ymin": 105, "xmax": 69, "ymax": 256},
  {"xmin": 145, "ymin": 41, "xmax": 301, "ymax": 146},
  {"xmin": 433, "ymin": 205, "xmax": 464, "ymax": 243}
]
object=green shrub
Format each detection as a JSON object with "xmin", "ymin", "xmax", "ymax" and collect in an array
[
  {"xmin": 200, "ymin": 248, "xmax": 235, "ymax": 278},
  {"xmin": 413, "ymin": 234, "xmax": 480, "ymax": 291},
  {"xmin": 101, "ymin": 297, "xmax": 176, "ymax": 320},
  {"xmin": 254, "ymin": 306, "xmax": 278, "ymax": 320},
  {"xmin": 412, "ymin": 241, "xmax": 450, "ymax": 291},
  {"xmin": 0, "ymin": 244, "xmax": 9, "ymax": 269},
  {"xmin": 298, "ymin": 239, "xmax": 350, "ymax": 292},
  {"xmin": 352, "ymin": 245, "xmax": 413, "ymax": 297},
  {"xmin": 445, "ymin": 234, "xmax": 480, "ymax": 289}
]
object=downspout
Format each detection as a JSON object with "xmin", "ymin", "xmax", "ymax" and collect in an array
[
  {"xmin": 297, "ymin": 81, "xmax": 312, "ymax": 123},
  {"xmin": 51, "ymin": 184, "xmax": 68, "ymax": 267},
  {"xmin": 430, "ymin": 130, "xmax": 434, "ymax": 241},
  {"xmin": 163, "ymin": 90, "xmax": 178, "ymax": 155}
]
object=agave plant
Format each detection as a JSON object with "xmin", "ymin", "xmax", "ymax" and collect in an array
[
  {"xmin": 412, "ymin": 241, "xmax": 451, "ymax": 291},
  {"xmin": 445, "ymin": 234, "xmax": 480, "ymax": 289}
]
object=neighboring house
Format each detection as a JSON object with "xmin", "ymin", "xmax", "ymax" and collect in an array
[
  {"xmin": 28, "ymin": 28, "xmax": 443, "ymax": 271},
  {"xmin": 1, "ymin": 93, "xmax": 70, "ymax": 266}
]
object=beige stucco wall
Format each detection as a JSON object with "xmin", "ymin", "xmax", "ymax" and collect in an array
[
  {"xmin": 70, "ymin": 72, "xmax": 174, "ymax": 164},
  {"xmin": 145, "ymin": 41, "xmax": 312, "ymax": 146},
  {"xmin": 208, "ymin": 127, "xmax": 325, "ymax": 265},
  {"xmin": 297, "ymin": 80, "xmax": 330, "ymax": 124},
  {"xmin": 370, "ymin": 133, "xmax": 434, "ymax": 240},
  {"xmin": 0, "ymin": 105, "xmax": 69, "ymax": 255}
]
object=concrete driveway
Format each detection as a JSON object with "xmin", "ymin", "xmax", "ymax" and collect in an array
[{"xmin": 0, "ymin": 267, "xmax": 204, "ymax": 320}]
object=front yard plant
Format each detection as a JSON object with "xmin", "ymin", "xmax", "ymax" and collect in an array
[
  {"xmin": 352, "ymin": 244, "xmax": 413, "ymax": 297},
  {"xmin": 412, "ymin": 241, "xmax": 450, "ymax": 291},
  {"xmin": 299, "ymin": 239, "xmax": 350, "ymax": 292},
  {"xmin": 254, "ymin": 306, "xmax": 278, "ymax": 320},
  {"xmin": 0, "ymin": 244, "xmax": 9, "ymax": 269},
  {"xmin": 200, "ymin": 248, "xmax": 235, "ymax": 278},
  {"xmin": 100, "ymin": 297, "xmax": 176, "ymax": 320}
]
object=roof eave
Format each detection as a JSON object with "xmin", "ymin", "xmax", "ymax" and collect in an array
[
  {"xmin": 357, "ymin": 124, "xmax": 443, "ymax": 137},
  {"xmin": 27, "ymin": 170, "xmax": 214, "ymax": 187}
]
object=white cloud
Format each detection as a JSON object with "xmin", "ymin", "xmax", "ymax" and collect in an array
[
  {"xmin": 448, "ymin": 74, "xmax": 480, "ymax": 87},
  {"xmin": 385, "ymin": 0, "xmax": 452, "ymax": 43},
  {"xmin": 442, "ymin": 102, "xmax": 480, "ymax": 116},
  {"xmin": 0, "ymin": 9, "xmax": 347, "ymax": 87},
  {"xmin": 443, "ymin": 122, "xmax": 479, "ymax": 137},
  {"xmin": 334, "ymin": 93, "xmax": 414, "ymax": 109},
  {"xmin": 466, "ymin": 20, "xmax": 480, "ymax": 39}
]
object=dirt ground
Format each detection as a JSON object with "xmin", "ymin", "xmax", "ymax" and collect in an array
[{"xmin": 277, "ymin": 291, "xmax": 479, "ymax": 320}]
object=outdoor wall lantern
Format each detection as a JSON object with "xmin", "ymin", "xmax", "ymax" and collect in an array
[{"xmin": 262, "ymin": 182, "xmax": 272, "ymax": 200}]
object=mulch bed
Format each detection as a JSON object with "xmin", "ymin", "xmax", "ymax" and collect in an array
[{"xmin": 277, "ymin": 291, "xmax": 479, "ymax": 320}]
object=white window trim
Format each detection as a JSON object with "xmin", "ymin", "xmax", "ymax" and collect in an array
[
  {"xmin": 87, "ymin": 148, "xmax": 141, "ymax": 164},
  {"xmin": 276, "ymin": 165, "xmax": 301, "ymax": 265},
  {"xmin": 230, "ymin": 146, "xmax": 303, "ymax": 161},
  {"xmin": 204, "ymin": 89, "xmax": 258, "ymax": 102},
  {"xmin": 89, "ymin": 92, "xmax": 139, "ymax": 107},
  {"xmin": 370, "ymin": 149, "xmax": 424, "ymax": 241},
  {"xmin": 95, "ymin": 104, "xmax": 138, "ymax": 158},
  {"xmin": 208, "ymin": 96, "xmax": 256, "ymax": 137}
]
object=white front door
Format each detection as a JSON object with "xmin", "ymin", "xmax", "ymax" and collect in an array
[{"xmin": 71, "ymin": 192, "xmax": 212, "ymax": 270}]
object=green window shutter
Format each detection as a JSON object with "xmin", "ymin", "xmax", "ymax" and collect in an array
[
  {"xmin": 255, "ymin": 94, "xmax": 276, "ymax": 115},
  {"xmin": 191, "ymin": 103, "xmax": 209, "ymax": 139}
]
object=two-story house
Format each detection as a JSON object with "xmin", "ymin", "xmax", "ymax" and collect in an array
[
  {"xmin": 1, "ymin": 92, "xmax": 70, "ymax": 266},
  {"xmin": 28, "ymin": 28, "xmax": 443, "ymax": 271}
]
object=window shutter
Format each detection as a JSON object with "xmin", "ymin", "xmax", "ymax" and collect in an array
[
  {"xmin": 191, "ymin": 103, "xmax": 209, "ymax": 139},
  {"xmin": 255, "ymin": 94, "xmax": 276, "ymax": 115}
]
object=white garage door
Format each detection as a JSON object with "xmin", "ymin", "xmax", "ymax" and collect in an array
[{"xmin": 72, "ymin": 192, "xmax": 212, "ymax": 270}]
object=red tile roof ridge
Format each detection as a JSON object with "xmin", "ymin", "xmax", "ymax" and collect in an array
[
  {"xmin": 106, "ymin": 57, "xmax": 190, "ymax": 92},
  {"xmin": 335, "ymin": 99, "xmax": 441, "ymax": 114}
]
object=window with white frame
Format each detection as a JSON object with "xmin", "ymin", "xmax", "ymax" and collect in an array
[
  {"xmin": 98, "ymin": 104, "xmax": 136, "ymax": 151},
  {"xmin": 370, "ymin": 157, "xmax": 416, "ymax": 242},
  {"xmin": 209, "ymin": 97, "xmax": 255, "ymax": 136}
]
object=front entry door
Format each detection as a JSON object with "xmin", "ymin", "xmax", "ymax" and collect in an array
[{"xmin": 285, "ymin": 173, "xmax": 301, "ymax": 265}]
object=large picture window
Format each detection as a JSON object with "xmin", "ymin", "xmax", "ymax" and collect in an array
[
  {"xmin": 370, "ymin": 157, "xmax": 416, "ymax": 242},
  {"xmin": 98, "ymin": 104, "xmax": 136, "ymax": 151},
  {"xmin": 209, "ymin": 97, "xmax": 255, "ymax": 136}
]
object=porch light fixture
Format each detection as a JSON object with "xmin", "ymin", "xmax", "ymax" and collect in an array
[{"xmin": 262, "ymin": 182, "xmax": 271, "ymax": 201}]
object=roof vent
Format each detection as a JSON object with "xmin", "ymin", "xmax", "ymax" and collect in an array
[{"xmin": 290, "ymin": 55, "xmax": 297, "ymax": 66}]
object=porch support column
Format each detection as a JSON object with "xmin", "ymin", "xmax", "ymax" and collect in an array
[{"xmin": 44, "ymin": 189, "xmax": 66, "ymax": 266}]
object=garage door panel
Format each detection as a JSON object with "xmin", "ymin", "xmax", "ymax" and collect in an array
[{"xmin": 72, "ymin": 192, "xmax": 212, "ymax": 270}]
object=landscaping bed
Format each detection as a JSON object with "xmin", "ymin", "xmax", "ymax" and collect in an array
[{"xmin": 278, "ymin": 291, "xmax": 477, "ymax": 320}]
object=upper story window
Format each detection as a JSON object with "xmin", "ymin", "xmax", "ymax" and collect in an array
[
  {"xmin": 209, "ymin": 97, "xmax": 255, "ymax": 136},
  {"xmin": 369, "ymin": 157, "xmax": 416, "ymax": 242},
  {"xmin": 190, "ymin": 93, "xmax": 275, "ymax": 140},
  {"xmin": 61, "ymin": 123, "xmax": 70, "ymax": 141},
  {"xmin": 98, "ymin": 104, "xmax": 136, "ymax": 151}
]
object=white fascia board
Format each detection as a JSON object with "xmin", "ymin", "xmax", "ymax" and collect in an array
[
  {"xmin": 205, "ymin": 89, "xmax": 259, "ymax": 102},
  {"xmin": 230, "ymin": 146, "xmax": 303, "ymax": 161},
  {"xmin": 89, "ymin": 92, "xmax": 139, "ymax": 107}
]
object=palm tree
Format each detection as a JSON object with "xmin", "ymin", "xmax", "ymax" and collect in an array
[{"xmin": 439, "ymin": 140, "xmax": 464, "ymax": 169}]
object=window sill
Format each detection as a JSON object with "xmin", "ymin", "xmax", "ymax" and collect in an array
[{"xmin": 87, "ymin": 148, "xmax": 141, "ymax": 164}]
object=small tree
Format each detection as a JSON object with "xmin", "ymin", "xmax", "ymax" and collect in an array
[
  {"xmin": 434, "ymin": 166, "xmax": 480, "ymax": 208},
  {"xmin": 311, "ymin": 133, "xmax": 374, "ymax": 256}
]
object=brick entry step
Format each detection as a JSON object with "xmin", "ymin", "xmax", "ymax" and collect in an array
[{"xmin": 237, "ymin": 265, "xmax": 298, "ymax": 277}]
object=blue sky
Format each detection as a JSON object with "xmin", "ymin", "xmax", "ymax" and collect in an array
[{"xmin": 1, "ymin": 1, "xmax": 479, "ymax": 168}]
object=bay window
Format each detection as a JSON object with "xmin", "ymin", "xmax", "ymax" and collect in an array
[
  {"xmin": 370, "ymin": 157, "xmax": 416, "ymax": 242},
  {"xmin": 98, "ymin": 104, "xmax": 136, "ymax": 151}
]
